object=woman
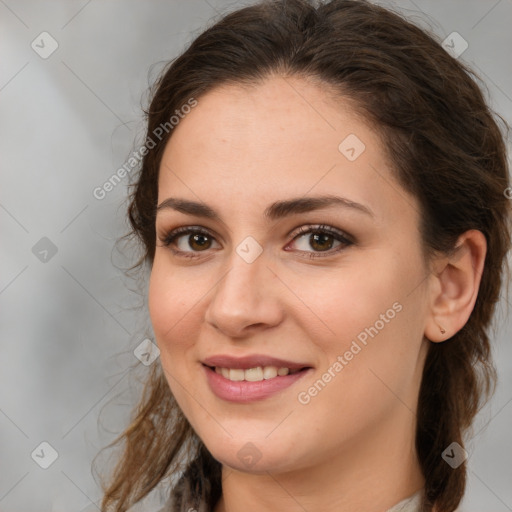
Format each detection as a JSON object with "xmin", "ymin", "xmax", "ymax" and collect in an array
[{"xmin": 98, "ymin": 1, "xmax": 511, "ymax": 511}]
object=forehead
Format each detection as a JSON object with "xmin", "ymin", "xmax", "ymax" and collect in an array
[
  {"xmin": 157, "ymin": 76, "xmax": 417, "ymax": 227},
  {"xmin": 165, "ymin": 76, "xmax": 363, "ymax": 159}
]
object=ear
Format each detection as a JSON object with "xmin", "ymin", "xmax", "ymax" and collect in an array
[{"xmin": 424, "ymin": 229, "xmax": 487, "ymax": 343}]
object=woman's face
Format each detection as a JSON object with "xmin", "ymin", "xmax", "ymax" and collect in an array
[{"xmin": 149, "ymin": 76, "xmax": 431, "ymax": 475}]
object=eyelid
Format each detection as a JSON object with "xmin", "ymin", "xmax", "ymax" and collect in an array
[
  {"xmin": 158, "ymin": 226, "xmax": 218, "ymax": 249},
  {"xmin": 158, "ymin": 223, "xmax": 354, "ymax": 258},
  {"xmin": 288, "ymin": 224, "xmax": 354, "ymax": 245}
]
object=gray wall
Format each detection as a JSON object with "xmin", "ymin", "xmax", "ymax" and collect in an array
[{"xmin": 1, "ymin": 1, "xmax": 510, "ymax": 510}]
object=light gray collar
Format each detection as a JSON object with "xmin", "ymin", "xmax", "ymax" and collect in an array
[{"xmin": 386, "ymin": 489, "xmax": 423, "ymax": 512}]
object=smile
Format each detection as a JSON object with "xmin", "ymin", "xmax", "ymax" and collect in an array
[
  {"xmin": 212, "ymin": 366, "xmax": 302, "ymax": 382},
  {"xmin": 202, "ymin": 364, "xmax": 312, "ymax": 403}
]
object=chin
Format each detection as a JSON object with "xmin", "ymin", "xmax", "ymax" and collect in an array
[{"xmin": 202, "ymin": 434, "xmax": 303, "ymax": 475}]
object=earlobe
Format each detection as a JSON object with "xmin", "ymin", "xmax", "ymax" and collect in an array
[
  {"xmin": 424, "ymin": 230, "xmax": 487, "ymax": 343},
  {"xmin": 425, "ymin": 322, "xmax": 447, "ymax": 344}
]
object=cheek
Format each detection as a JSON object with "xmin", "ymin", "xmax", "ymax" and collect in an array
[
  {"xmin": 148, "ymin": 260, "xmax": 203, "ymax": 409},
  {"xmin": 147, "ymin": 258, "xmax": 201, "ymax": 351},
  {"xmin": 304, "ymin": 252, "xmax": 425, "ymax": 390},
  {"xmin": 303, "ymin": 257, "xmax": 406, "ymax": 345}
]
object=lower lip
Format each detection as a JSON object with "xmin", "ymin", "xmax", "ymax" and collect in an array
[{"xmin": 203, "ymin": 365, "xmax": 311, "ymax": 403}]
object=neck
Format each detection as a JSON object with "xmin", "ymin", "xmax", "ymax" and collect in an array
[{"xmin": 213, "ymin": 406, "xmax": 424, "ymax": 512}]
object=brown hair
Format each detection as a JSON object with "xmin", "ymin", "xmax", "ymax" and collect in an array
[{"xmin": 97, "ymin": 1, "xmax": 511, "ymax": 511}]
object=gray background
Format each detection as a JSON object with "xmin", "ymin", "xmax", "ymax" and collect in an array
[{"xmin": 0, "ymin": 1, "xmax": 511, "ymax": 511}]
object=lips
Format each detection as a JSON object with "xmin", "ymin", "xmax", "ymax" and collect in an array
[
  {"xmin": 202, "ymin": 354, "xmax": 311, "ymax": 371},
  {"xmin": 202, "ymin": 354, "xmax": 313, "ymax": 403}
]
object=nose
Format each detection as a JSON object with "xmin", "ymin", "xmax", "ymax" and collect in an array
[{"xmin": 204, "ymin": 247, "xmax": 285, "ymax": 338}]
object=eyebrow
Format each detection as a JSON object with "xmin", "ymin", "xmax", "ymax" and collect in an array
[{"xmin": 156, "ymin": 194, "xmax": 374, "ymax": 221}]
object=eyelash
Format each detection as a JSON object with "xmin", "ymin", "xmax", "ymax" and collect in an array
[{"xmin": 159, "ymin": 224, "xmax": 354, "ymax": 260}]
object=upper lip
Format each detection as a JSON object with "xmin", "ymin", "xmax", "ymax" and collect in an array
[{"xmin": 202, "ymin": 354, "xmax": 312, "ymax": 370}]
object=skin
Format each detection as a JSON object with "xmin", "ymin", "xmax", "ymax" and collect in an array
[{"xmin": 148, "ymin": 75, "xmax": 486, "ymax": 512}]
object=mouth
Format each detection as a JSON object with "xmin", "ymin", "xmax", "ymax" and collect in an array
[
  {"xmin": 204, "ymin": 364, "xmax": 309, "ymax": 382},
  {"xmin": 201, "ymin": 355, "xmax": 313, "ymax": 403}
]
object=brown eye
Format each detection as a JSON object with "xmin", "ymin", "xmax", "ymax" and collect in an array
[
  {"xmin": 187, "ymin": 233, "xmax": 212, "ymax": 251},
  {"xmin": 161, "ymin": 227, "xmax": 220, "ymax": 258},
  {"xmin": 309, "ymin": 232, "xmax": 335, "ymax": 252},
  {"xmin": 288, "ymin": 225, "xmax": 353, "ymax": 258}
]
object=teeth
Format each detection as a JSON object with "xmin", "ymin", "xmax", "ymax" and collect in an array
[
  {"xmin": 262, "ymin": 366, "xmax": 278, "ymax": 379},
  {"xmin": 214, "ymin": 366, "xmax": 298, "ymax": 382},
  {"xmin": 229, "ymin": 369, "xmax": 245, "ymax": 381},
  {"xmin": 245, "ymin": 367, "xmax": 263, "ymax": 382}
]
